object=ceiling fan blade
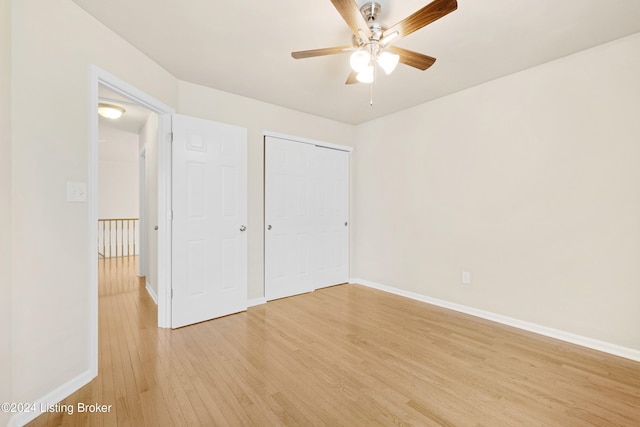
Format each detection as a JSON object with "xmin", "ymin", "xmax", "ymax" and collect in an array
[
  {"xmin": 330, "ymin": 0, "xmax": 372, "ymax": 39},
  {"xmin": 345, "ymin": 71, "xmax": 359, "ymax": 85},
  {"xmin": 291, "ymin": 46, "xmax": 353, "ymax": 59},
  {"xmin": 388, "ymin": 46, "xmax": 436, "ymax": 70},
  {"xmin": 383, "ymin": 0, "xmax": 457, "ymax": 41}
]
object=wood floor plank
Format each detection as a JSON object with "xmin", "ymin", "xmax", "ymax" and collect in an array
[{"xmin": 26, "ymin": 257, "xmax": 640, "ymax": 426}]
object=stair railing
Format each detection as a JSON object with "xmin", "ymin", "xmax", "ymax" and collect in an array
[{"xmin": 98, "ymin": 218, "xmax": 139, "ymax": 258}]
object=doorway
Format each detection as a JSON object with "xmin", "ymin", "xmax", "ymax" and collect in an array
[
  {"xmin": 89, "ymin": 66, "xmax": 174, "ymax": 376},
  {"xmin": 97, "ymin": 84, "xmax": 156, "ymax": 296}
]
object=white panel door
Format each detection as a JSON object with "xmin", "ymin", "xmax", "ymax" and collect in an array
[
  {"xmin": 172, "ymin": 114, "xmax": 247, "ymax": 328},
  {"xmin": 311, "ymin": 147, "xmax": 349, "ymax": 288},
  {"xmin": 264, "ymin": 136, "xmax": 314, "ymax": 300}
]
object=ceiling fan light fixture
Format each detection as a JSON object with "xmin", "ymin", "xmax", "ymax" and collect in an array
[
  {"xmin": 356, "ymin": 66, "xmax": 374, "ymax": 83},
  {"xmin": 98, "ymin": 103, "xmax": 126, "ymax": 119},
  {"xmin": 350, "ymin": 49, "xmax": 371, "ymax": 73},
  {"xmin": 290, "ymin": 0, "xmax": 458, "ymax": 96},
  {"xmin": 377, "ymin": 51, "xmax": 400, "ymax": 75}
]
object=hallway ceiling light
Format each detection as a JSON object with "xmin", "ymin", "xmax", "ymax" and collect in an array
[{"xmin": 98, "ymin": 103, "xmax": 126, "ymax": 119}]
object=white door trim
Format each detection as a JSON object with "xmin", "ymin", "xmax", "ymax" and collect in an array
[
  {"xmin": 89, "ymin": 65, "xmax": 175, "ymax": 375},
  {"xmin": 138, "ymin": 147, "xmax": 147, "ymax": 277},
  {"xmin": 263, "ymin": 130, "xmax": 353, "ymax": 152}
]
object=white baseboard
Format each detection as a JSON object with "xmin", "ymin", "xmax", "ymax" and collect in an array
[
  {"xmin": 248, "ymin": 297, "xmax": 267, "ymax": 307},
  {"xmin": 146, "ymin": 281, "xmax": 158, "ymax": 305},
  {"xmin": 351, "ymin": 277, "xmax": 640, "ymax": 362},
  {"xmin": 9, "ymin": 369, "xmax": 95, "ymax": 427}
]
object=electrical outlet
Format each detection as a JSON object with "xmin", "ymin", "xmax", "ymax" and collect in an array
[{"xmin": 462, "ymin": 271, "xmax": 471, "ymax": 285}]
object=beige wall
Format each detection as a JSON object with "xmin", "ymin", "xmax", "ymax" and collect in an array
[
  {"xmin": 139, "ymin": 113, "xmax": 158, "ymax": 296},
  {"xmin": 178, "ymin": 81, "xmax": 356, "ymax": 299},
  {"xmin": 98, "ymin": 125, "xmax": 139, "ymax": 219},
  {"xmin": 11, "ymin": 0, "xmax": 178, "ymax": 405},
  {"xmin": 353, "ymin": 33, "xmax": 640, "ymax": 351},
  {"xmin": 8, "ymin": 0, "xmax": 640, "ymax": 418},
  {"xmin": 1, "ymin": 0, "xmax": 13, "ymax": 424}
]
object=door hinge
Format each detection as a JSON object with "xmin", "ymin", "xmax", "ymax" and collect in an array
[
  {"xmin": 168, "ymin": 132, "xmax": 173, "ymax": 143},
  {"xmin": 171, "ymin": 288, "xmax": 174, "ymax": 298},
  {"xmin": 171, "ymin": 210, "xmax": 174, "ymax": 221}
]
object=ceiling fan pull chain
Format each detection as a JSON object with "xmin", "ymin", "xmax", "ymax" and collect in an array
[
  {"xmin": 370, "ymin": 65, "xmax": 376, "ymax": 106},
  {"xmin": 370, "ymin": 81, "xmax": 373, "ymax": 106}
]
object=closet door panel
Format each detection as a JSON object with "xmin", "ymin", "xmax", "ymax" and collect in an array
[
  {"xmin": 313, "ymin": 146, "xmax": 349, "ymax": 289},
  {"xmin": 265, "ymin": 136, "xmax": 350, "ymax": 300},
  {"xmin": 264, "ymin": 137, "xmax": 314, "ymax": 300}
]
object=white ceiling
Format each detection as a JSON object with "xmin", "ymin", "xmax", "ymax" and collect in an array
[{"xmin": 75, "ymin": 0, "xmax": 640, "ymax": 125}]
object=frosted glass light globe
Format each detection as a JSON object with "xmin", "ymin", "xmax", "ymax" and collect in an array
[
  {"xmin": 356, "ymin": 66, "xmax": 374, "ymax": 83},
  {"xmin": 377, "ymin": 51, "xmax": 400, "ymax": 75},
  {"xmin": 98, "ymin": 103, "xmax": 125, "ymax": 119},
  {"xmin": 350, "ymin": 50, "xmax": 371, "ymax": 73}
]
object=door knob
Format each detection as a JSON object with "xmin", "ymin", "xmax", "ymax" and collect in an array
[
  {"xmin": 239, "ymin": 225, "xmax": 246, "ymax": 232},
  {"xmin": 344, "ymin": 222, "xmax": 348, "ymax": 226},
  {"xmin": 154, "ymin": 226, "xmax": 158, "ymax": 230},
  {"xmin": 267, "ymin": 225, "xmax": 272, "ymax": 230}
]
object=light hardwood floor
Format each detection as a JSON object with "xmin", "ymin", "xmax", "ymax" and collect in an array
[{"xmin": 28, "ymin": 257, "xmax": 640, "ymax": 426}]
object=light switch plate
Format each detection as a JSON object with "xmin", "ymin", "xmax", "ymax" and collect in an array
[{"xmin": 66, "ymin": 181, "xmax": 87, "ymax": 202}]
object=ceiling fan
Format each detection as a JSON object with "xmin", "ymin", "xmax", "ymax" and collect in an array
[{"xmin": 291, "ymin": 0, "xmax": 458, "ymax": 84}]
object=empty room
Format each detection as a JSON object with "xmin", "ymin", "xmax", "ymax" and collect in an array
[{"xmin": 1, "ymin": 0, "xmax": 640, "ymax": 426}]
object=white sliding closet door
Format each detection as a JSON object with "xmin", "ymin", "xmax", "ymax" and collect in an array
[
  {"xmin": 265, "ymin": 136, "xmax": 349, "ymax": 301},
  {"xmin": 264, "ymin": 137, "xmax": 315, "ymax": 300},
  {"xmin": 311, "ymin": 146, "xmax": 349, "ymax": 289}
]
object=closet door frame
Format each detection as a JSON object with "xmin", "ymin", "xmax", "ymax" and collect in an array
[{"xmin": 263, "ymin": 131, "xmax": 352, "ymax": 300}]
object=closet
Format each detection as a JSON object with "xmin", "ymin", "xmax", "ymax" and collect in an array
[{"xmin": 264, "ymin": 134, "xmax": 350, "ymax": 301}]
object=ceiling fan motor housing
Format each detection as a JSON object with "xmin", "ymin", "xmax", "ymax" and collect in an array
[
  {"xmin": 355, "ymin": 2, "xmax": 385, "ymax": 46},
  {"xmin": 360, "ymin": 1, "xmax": 382, "ymax": 22}
]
